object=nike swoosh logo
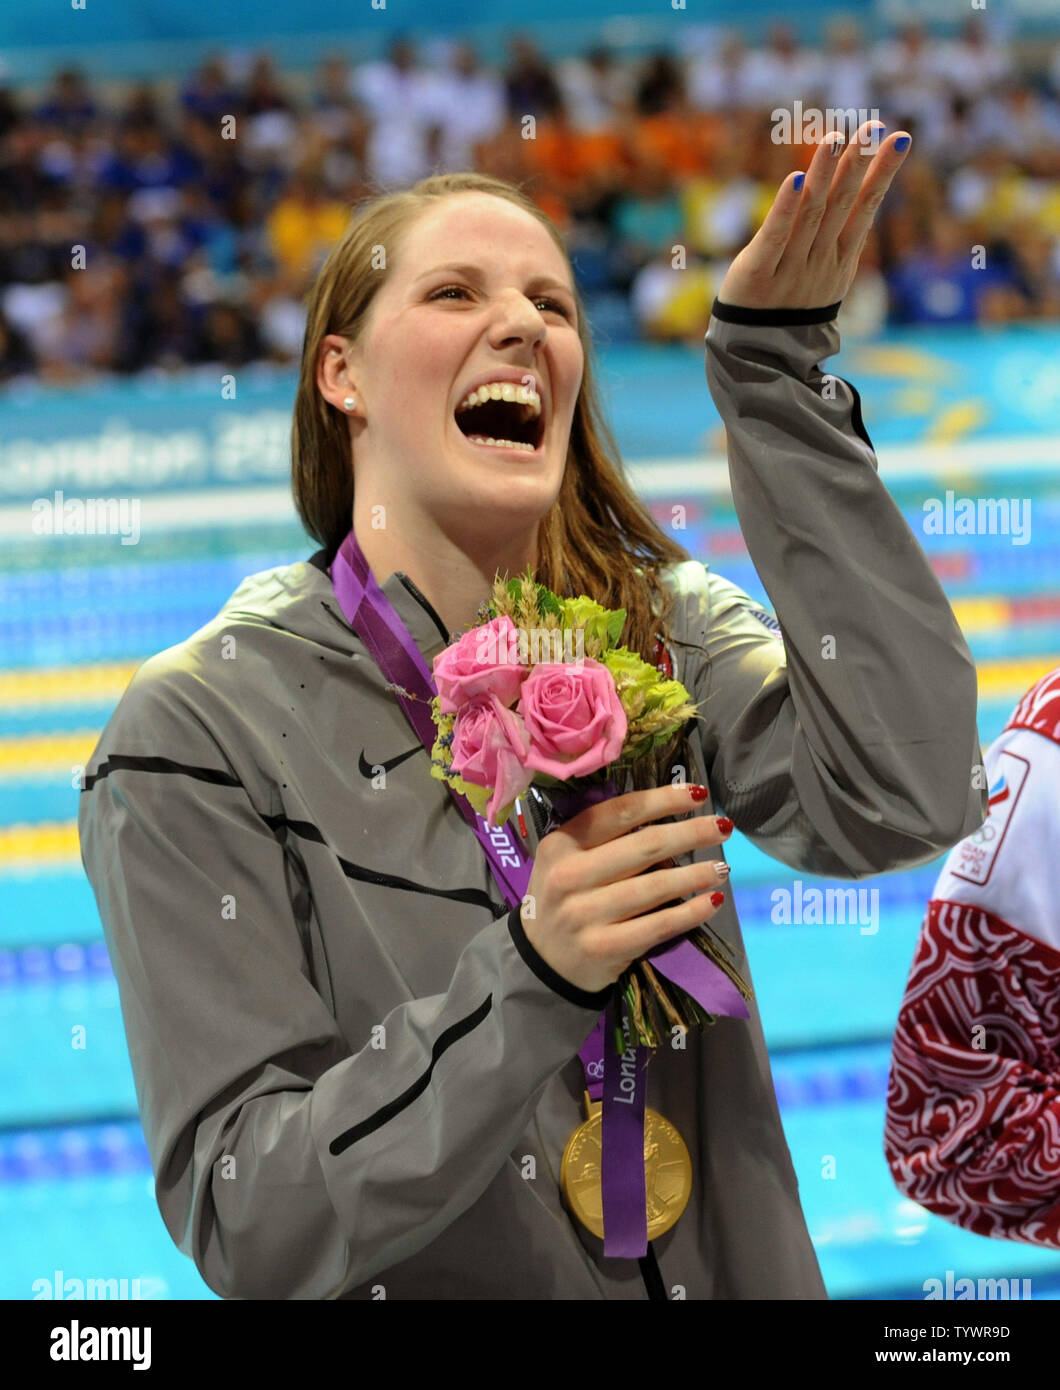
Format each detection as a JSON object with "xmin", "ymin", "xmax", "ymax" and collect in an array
[{"xmin": 358, "ymin": 745, "xmax": 423, "ymax": 778}]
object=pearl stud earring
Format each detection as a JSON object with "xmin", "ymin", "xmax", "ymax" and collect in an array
[{"xmin": 343, "ymin": 396, "xmax": 357, "ymax": 411}]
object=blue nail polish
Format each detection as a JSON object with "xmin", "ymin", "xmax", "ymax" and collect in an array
[
  {"xmin": 894, "ymin": 135, "xmax": 911, "ymax": 152},
  {"xmin": 793, "ymin": 172, "xmax": 805, "ymax": 191}
]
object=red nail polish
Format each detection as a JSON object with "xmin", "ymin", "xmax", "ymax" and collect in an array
[
  {"xmin": 689, "ymin": 785, "xmax": 710, "ymax": 802},
  {"xmin": 710, "ymin": 892, "xmax": 725, "ymax": 908},
  {"xmin": 716, "ymin": 816, "xmax": 734, "ymax": 835}
]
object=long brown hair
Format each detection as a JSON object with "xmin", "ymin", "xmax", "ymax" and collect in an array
[{"xmin": 291, "ymin": 172, "xmax": 698, "ymax": 789}]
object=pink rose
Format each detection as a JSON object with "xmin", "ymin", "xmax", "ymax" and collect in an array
[
  {"xmin": 433, "ymin": 615, "xmax": 527, "ymax": 715},
  {"xmin": 450, "ymin": 694, "xmax": 534, "ymax": 825},
  {"xmin": 518, "ymin": 659, "xmax": 627, "ymax": 779}
]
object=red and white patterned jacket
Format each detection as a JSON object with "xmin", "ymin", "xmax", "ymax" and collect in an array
[{"xmin": 885, "ymin": 666, "xmax": 1060, "ymax": 1248}]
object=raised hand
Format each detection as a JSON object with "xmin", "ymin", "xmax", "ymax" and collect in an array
[{"xmin": 717, "ymin": 120, "xmax": 912, "ymax": 311}]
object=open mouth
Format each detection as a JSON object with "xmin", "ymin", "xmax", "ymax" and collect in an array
[{"xmin": 454, "ymin": 382, "xmax": 544, "ymax": 453}]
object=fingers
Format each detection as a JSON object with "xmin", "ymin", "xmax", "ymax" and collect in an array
[
  {"xmin": 798, "ymin": 125, "xmax": 876, "ymax": 260},
  {"xmin": 835, "ymin": 129, "xmax": 912, "ymax": 266},
  {"xmin": 563, "ymin": 786, "xmax": 733, "ymax": 890},
  {"xmin": 735, "ymin": 121, "xmax": 877, "ymax": 282},
  {"xmin": 739, "ymin": 168, "xmax": 807, "ymax": 280},
  {"xmin": 782, "ymin": 123, "xmax": 868, "ymax": 264},
  {"xmin": 787, "ymin": 121, "xmax": 910, "ymax": 269},
  {"xmin": 598, "ymin": 884, "xmax": 728, "ymax": 964},
  {"xmin": 589, "ymin": 853, "xmax": 729, "ymax": 928},
  {"xmin": 581, "ymin": 810, "xmax": 733, "ymax": 893},
  {"xmin": 563, "ymin": 782, "xmax": 713, "ymax": 852}
]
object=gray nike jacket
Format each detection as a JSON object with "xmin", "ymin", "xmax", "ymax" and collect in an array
[{"xmin": 77, "ymin": 300, "xmax": 987, "ymax": 1300}]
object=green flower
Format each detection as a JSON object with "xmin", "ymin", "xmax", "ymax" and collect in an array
[
  {"xmin": 600, "ymin": 644, "xmax": 658, "ymax": 698},
  {"xmin": 560, "ymin": 596, "xmax": 625, "ymax": 650},
  {"xmin": 642, "ymin": 678, "xmax": 692, "ymax": 717}
]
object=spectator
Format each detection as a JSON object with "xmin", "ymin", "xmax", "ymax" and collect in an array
[
  {"xmin": 886, "ymin": 210, "xmax": 1020, "ymax": 325},
  {"xmin": 611, "ymin": 159, "xmax": 685, "ymax": 273},
  {"xmin": 310, "ymin": 54, "xmax": 362, "ymax": 145},
  {"xmin": 36, "ymin": 120, "xmax": 92, "ymax": 194},
  {"xmin": 82, "ymin": 189, "xmax": 143, "ymax": 266},
  {"xmin": 983, "ymin": 220, "xmax": 1060, "ymax": 320},
  {"xmin": 0, "ymin": 79, "xmax": 19, "ymax": 143},
  {"xmin": 931, "ymin": 94, "xmax": 988, "ymax": 179},
  {"xmin": 635, "ymin": 52, "xmax": 684, "ymax": 118},
  {"xmin": 939, "ymin": 15, "xmax": 1014, "ymax": 102},
  {"xmin": 1, "ymin": 276, "xmax": 66, "ymax": 364},
  {"xmin": 34, "ymin": 66, "xmax": 98, "ymax": 133},
  {"xmin": 872, "ymin": 21, "xmax": 951, "ymax": 152},
  {"xmin": 947, "ymin": 142, "xmax": 1016, "ymax": 235},
  {"xmin": 98, "ymin": 119, "xmax": 200, "ymax": 194},
  {"xmin": 127, "ymin": 187, "xmax": 206, "ymax": 273},
  {"xmin": 0, "ymin": 305, "xmax": 36, "ymax": 382},
  {"xmin": 181, "ymin": 55, "xmax": 241, "ymax": 123},
  {"xmin": 630, "ymin": 57, "xmax": 724, "ymax": 180},
  {"xmin": 248, "ymin": 268, "xmax": 307, "ymax": 364},
  {"xmin": 429, "ymin": 42, "xmax": 506, "ymax": 172},
  {"xmin": 974, "ymin": 80, "xmax": 1060, "ymax": 177},
  {"xmin": 556, "ymin": 45, "xmax": 634, "ymax": 132},
  {"xmin": 742, "ymin": 24, "xmax": 823, "ymax": 110},
  {"xmin": 120, "ymin": 83, "xmax": 164, "ymax": 132},
  {"xmin": 180, "ymin": 182, "xmax": 242, "ymax": 281},
  {"xmin": 241, "ymin": 53, "xmax": 300, "ymax": 172},
  {"xmin": 265, "ymin": 164, "xmax": 350, "ymax": 279},
  {"xmin": 836, "ymin": 227, "xmax": 889, "ymax": 339},
  {"xmin": 686, "ymin": 31, "xmax": 759, "ymax": 113},
  {"xmin": 526, "ymin": 94, "xmax": 630, "ymax": 223},
  {"xmin": 682, "ymin": 125, "xmax": 765, "ymax": 258},
  {"xmin": 126, "ymin": 272, "xmax": 201, "ymax": 370},
  {"xmin": 179, "ymin": 111, "xmax": 244, "ymax": 212},
  {"xmin": 818, "ymin": 18, "xmax": 874, "ymax": 114},
  {"xmin": 193, "ymin": 300, "xmax": 264, "ymax": 368},
  {"xmin": 504, "ymin": 34, "xmax": 562, "ymax": 121},
  {"xmin": 351, "ymin": 37, "xmax": 441, "ymax": 187},
  {"xmin": 0, "ymin": 122, "xmax": 64, "ymax": 211},
  {"xmin": 629, "ymin": 238, "xmax": 719, "ymax": 343},
  {"xmin": 34, "ymin": 261, "xmax": 128, "ymax": 381}
]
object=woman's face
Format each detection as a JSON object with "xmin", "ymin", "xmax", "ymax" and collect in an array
[{"xmin": 341, "ymin": 192, "xmax": 584, "ymax": 549}]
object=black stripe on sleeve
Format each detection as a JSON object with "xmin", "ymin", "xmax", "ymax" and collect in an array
[
  {"xmin": 79, "ymin": 748, "xmax": 490, "ymax": 915},
  {"xmin": 710, "ymin": 298, "xmax": 842, "ymax": 325},
  {"xmin": 506, "ymin": 904, "xmax": 613, "ymax": 1011},
  {"xmin": 82, "ymin": 756, "xmax": 498, "ymax": 913},
  {"xmin": 329, "ymin": 993, "xmax": 494, "ymax": 1155},
  {"xmin": 82, "ymin": 754, "xmax": 241, "ymax": 791},
  {"xmin": 833, "ymin": 374, "xmax": 876, "ymax": 454},
  {"xmin": 261, "ymin": 812, "xmax": 498, "ymax": 913}
]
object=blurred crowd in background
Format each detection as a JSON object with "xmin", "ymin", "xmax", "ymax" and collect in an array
[{"xmin": 1, "ymin": 15, "xmax": 1059, "ymax": 383}]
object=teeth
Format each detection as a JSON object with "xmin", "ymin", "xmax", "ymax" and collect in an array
[
  {"xmin": 466, "ymin": 434, "xmax": 536, "ymax": 453},
  {"xmin": 457, "ymin": 382, "xmax": 541, "ymax": 417}
]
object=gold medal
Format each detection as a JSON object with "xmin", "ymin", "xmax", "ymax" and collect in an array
[{"xmin": 560, "ymin": 1093, "xmax": 693, "ymax": 1241}]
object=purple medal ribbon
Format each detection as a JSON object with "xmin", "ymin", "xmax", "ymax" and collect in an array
[{"xmin": 330, "ymin": 527, "xmax": 747, "ymax": 1256}]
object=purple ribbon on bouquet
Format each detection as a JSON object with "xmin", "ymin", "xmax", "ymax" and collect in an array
[{"xmin": 330, "ymin": 527, "xmax": 747, "ymax": 1257}]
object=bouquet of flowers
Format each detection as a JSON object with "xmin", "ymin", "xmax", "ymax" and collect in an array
[{"xmin": 428, "ymin": 568, "xmax": 752, "ymax": 1048}]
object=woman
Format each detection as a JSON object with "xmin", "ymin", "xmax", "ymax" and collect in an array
[{"xmin": 78, "ymin": 125, "xmax": 986, "ymax": 1299}]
